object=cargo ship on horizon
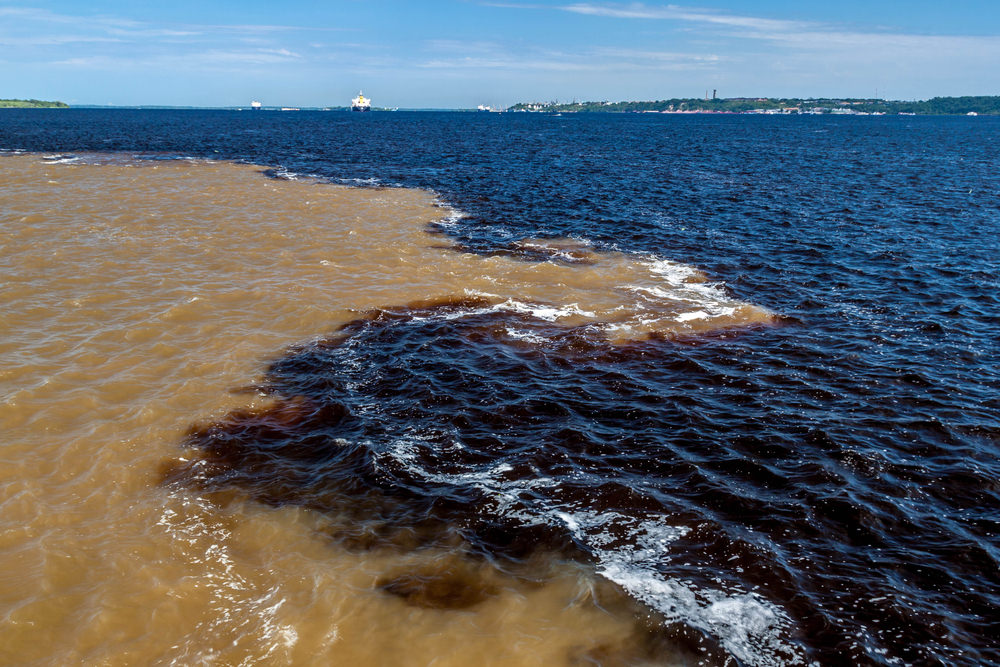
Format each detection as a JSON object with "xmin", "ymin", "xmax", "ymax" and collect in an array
[{"xmin": 351, "ymin": 91, "xmax": 371, "ymax": 112}]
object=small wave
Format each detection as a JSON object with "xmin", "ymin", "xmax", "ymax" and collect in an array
[
  {"xmin": 501, "ymin": 327, "xmax": 550, "ymax": 344},
  {"xmin": 561, "ymin": 510, "xmax": 806, "ymax": 667},
  {"xmin": 644, "ymin": 257, "xmax": 706, "ymax": 285},
  {"xmin": 506, "ymin": 237, "xmax": 601, "ymax": 264},
  {"xmin": 136, "ymin": 153, "xmax": 203, "ymax": 162},
  {"xmin": 264, "ymin": 166, "xmax": 304, "ymax": 181},
  {"xmin": 41, "ymin": 154, "xmax": 81, "ymax": 164},
  {"xmin": 367, "ymin": 420, "xmax": 805, "ymax": 666},
  {"xmin": 337, "ymin": 176, "xmax": 382, "ymax": 187},
  {"xmin": 430, "ymin": 206, "xmax": 468, "ymax": 230},
  {"xmin": 487, "ymin": 296, "xmax": 597, "ymax": 322}
]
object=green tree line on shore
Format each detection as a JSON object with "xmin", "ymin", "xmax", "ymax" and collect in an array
[
  {"xmin": 510, "ymin": 96, "xmax": 1000, "ymax": 115},
  {"xmin": 0, "ymin": 99, "xmax": 69, "ymax": 108}
]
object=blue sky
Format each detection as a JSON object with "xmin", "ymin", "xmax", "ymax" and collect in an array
[{"xmin": 2, "ymin": 1, "xmax": 999, "ymax": 107}]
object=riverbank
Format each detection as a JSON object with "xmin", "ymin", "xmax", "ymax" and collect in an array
[
  {"xmin": 0, "ymin": 99, "xmax": 68, "ymax": 108},
  {"xmin": 511, "ymin": 95, "xmax": 1000, "ymax": 115}
]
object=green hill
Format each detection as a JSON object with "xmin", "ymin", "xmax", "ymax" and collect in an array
[{"xmin": 0, "ymin": 99, "xmax": 69, "ymax": 108}]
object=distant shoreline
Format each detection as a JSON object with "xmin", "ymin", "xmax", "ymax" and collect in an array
[
  {"xmin": 4, "ymin": 95, "xmax": 999, "ymax": 114},
  {"xmin": 510, "ymin": 95, "xmax": 1000, "ymax": 116},
  {"xmin": 0, "ymin": 99, "xmax": 69, "ymax": 109}
]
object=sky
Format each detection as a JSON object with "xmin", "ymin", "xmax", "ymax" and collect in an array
[{"xmin": 2, "ymin": 0, "xmax": 999, "ymax": 108}]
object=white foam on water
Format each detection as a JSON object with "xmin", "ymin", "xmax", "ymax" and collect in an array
[
  {"xmin": 496, "ymin": 298, "xmax": 596, "ymax": 321},
  {"xmin": 41, "ymin": 154, "xmax": 81, "ymax": 164},
  {"xmin": 376, "ymin": 428, "xmax": 803, "ymax": 666},
  {"xmin": 513, "ymin": 237, "xmax": 598, "ymax": 263},
  {"xmin": 503, "ymin": 327, "xmax": 550, "ymax": 344},
  {"xmin": 270, "ymin": 166, "xmax": 302, "ymax": 181},
  {"xmin": 628, "ymin": 285, "xmax": 683, "ymax": 301},
  {"xmin": 560, "ymin": 510, "xmax": 806, "ymax": 667},
  {"xmin": 337, "ymin": 176, "xmax": 382, "ymax": 187},
  {"xmin": 711, "ymin": 305, "xmax": 737, "ymax": 317},
  {"xmin": 376, "ymin": 427, "xmax": 804, "ymax": 667},
  {"xmin": 377, "ymin": 433, "xmax": 559, "ymax": 527},
  {"xmin": 431, "ymin": 208, "xmax": 467, "ymax": 230},
  {"xmin": 395, "ymin": 291, "xmax": 597, "ymax": 329},
  {"xmin": 644, "ymin": 257, "xmax": 703, "ymax": 286},
  {"xmin": 634, "ymin": 261, "xmax": 747, "ymax": 303},
  {"xmin": 461, "ymin": 291, "xmax": 596, "ymax": 321}
]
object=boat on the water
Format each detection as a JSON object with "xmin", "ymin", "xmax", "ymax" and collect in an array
[{"xmin": 352, "ymin": 92, "xmax": 371, "ymax": 112}]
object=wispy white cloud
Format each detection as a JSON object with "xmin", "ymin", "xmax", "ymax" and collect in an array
[
  {"xmin": 424, "ymin": 39, "xmax": 507, "ymax": 53},
  {"xmin": 50, "ymin": 56, "xmax": 130, "ymax": 67},
  {"xmin": 6, "ymin": 1, "xmax": 998, "ymax": 106},
  {"xmin": 555, "ymin": 1, "xmax": 1000, "ymax": 55},
  {"xmin": 0, "ymin": 34, "xmax": 126, "ymax": 47},
  {"xmin": 0, "ymin": 3, "xmax": 342, "ymax": 75},
  {"xmin": 0, "ymin": 6, "xmax": 144, "ymax": 31},
  {"xmin": 535, "ymin": 0, "xmax": 1000, "ymax": 79},
  {"xmin": 418, "ymin": 41, "xmax": 723, "ymax": 73},
  {"xmin": 477, "ymin": 2, "xmax": 550, "ymax": 9},
  {"xmin": 747, "ymin": 28, "xmax": 1000, "ymax": 53},
  {"xmin": 53, "ymin": 47, "xmax": 303, "ymax": 69},
  {"xmin": 190, "ymin": 23, "xmax": 355, "ymax": 34},
  {"xmin": 419, "ymin": 56, "xmax": 591, "ymax": 71},
  {"xmin": 560, "ymin": 2, "xmax": 811, "ymax": 32},
  {"xmin": 469, "ymin": 0, "xmax": 1000, "ymax": 100},
  {"xmin": 103, "ymin": 27, "xmax": 202, "ymax": 38},
  {"xmin": 590, "ymin": 47, "xmax": 723, "ymax": 63},
  {"xmin": 0, "ymin": 5, "xmax": 347, "ymax": 47}
]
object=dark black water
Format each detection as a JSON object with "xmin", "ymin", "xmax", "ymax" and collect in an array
[{"xmin": 4, "ymin": 109, "xmax": 999, "ymax": 666}]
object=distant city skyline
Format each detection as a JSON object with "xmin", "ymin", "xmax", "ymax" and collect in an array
[{"xmin": 2, "ymin": 1, "xmax": 999, "ymax": 108}]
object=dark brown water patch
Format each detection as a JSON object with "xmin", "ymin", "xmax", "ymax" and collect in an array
[{"xmin": 378, "ymin": 559, "xmax": 501, "ymax": 610}]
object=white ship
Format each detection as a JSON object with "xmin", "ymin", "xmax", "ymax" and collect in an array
[{"xmin": 351, "ymin": 91, "xmax": 371, "ymax": 112}]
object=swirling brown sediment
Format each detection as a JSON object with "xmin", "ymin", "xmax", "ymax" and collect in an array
[{"xmin": 0, "ymin": 154, "xmax": 772, "ymax": 665}]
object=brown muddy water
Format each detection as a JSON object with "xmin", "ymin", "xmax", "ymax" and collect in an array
[{"xmin": 0, "ymin": 154, "xmax": 772, "ymax": 665}]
